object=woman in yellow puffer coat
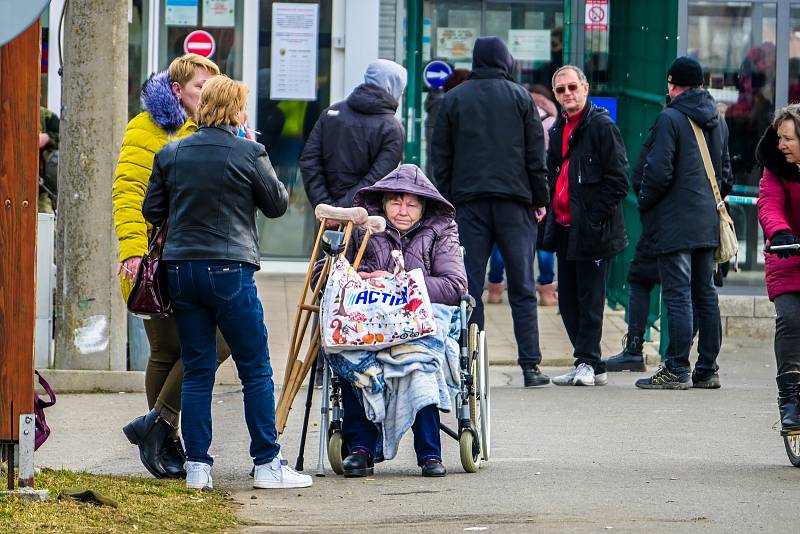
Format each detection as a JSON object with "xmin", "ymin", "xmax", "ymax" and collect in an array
[{"xmin": 113, "ymin": 54, "xmax": 230, "ymax": 480}]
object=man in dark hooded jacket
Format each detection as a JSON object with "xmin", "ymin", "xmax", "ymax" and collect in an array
[
  {"xmin": 300, "ymin": 59, "xmax": 406, "ymax": 209},
  {"xmin": 635, "ymin": 56, "xmax": 731, "ymax": 390},
  {"xmin": 432, "ymin": 37, "xmax": 550, "ymax": 387}
]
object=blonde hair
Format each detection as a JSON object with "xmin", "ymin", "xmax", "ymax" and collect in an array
[
  {"xmin": 168, "ymin": 53, "xmax": 220, "ymax": 87},
  {"xmin": 196, "ymin": 76, "xmax": 248, "ymax": 127}
]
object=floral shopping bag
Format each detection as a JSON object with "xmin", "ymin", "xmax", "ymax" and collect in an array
[{"xmin": 321, "ymin": 250, "xmax": 437, "ymax": 352}]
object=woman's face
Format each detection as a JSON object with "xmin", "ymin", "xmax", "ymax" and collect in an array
[
  {"xmin": 777, "ymin": 119, "xmax": 800, "ymax": 164},
  {"xmin": 173, "ymin": 68, "xmax": 215, "ymax": 118},
  {"xmin": 384, "ymin": 193, "xmax": 423, "ymax": 232}
]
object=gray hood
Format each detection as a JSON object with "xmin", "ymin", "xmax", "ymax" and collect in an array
[{"xmin": 363, "ymin": 59, "xmax": 407, "ymax": 101}]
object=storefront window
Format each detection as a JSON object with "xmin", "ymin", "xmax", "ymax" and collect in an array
[
  {"xmin": 688, "ymin": 1, "xmax": 777, "ymax": 272},
  {"xmin": 790, "ymin": 6, "xmax": 800, "ymax": 104},
  {"xmin": 256, "ymin": 0, "xmax": 332, "ymax": 259},
  {"xmin": 41, "ymin": 10, "xmax": 50, "ymax": 107},
  {"xmin": 128, "ymin": 0, "xmax": 150, "ymax": 118}
]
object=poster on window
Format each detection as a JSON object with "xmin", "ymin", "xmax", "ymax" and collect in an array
[
  {"xmin": 270, "ymin": 2, "xmax": 319, "ymax": 101},
  {"xmin": 165, "ymin": 0, "xmax": 198, "ymax": 26},
  {"xmin": 436, "ymin": 27, "xmax": 477, "ymax": 60},
  {"xmin": 508, "ymin": 30, "xmax": 551, "ymax": 62},
  {"xmin": 203, "ymin": 0, "xmax": 235, "ymax": 28}
]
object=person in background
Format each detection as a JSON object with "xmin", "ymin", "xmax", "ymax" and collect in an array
[
  {"xmin": 300, "ymin": 59, "xmax": 407, "ymax": 211},
  {"xmin": 541, "ymin": 65, "xmax": 629, "ymax": 387},
  {"xmin": 756, "ymin": 104, "xmax": 800, "ymax": 433},
  {"xmin": 38, "ymin": 106, "xmax": 60, "ymax": 213},
  {"xmin": 114, "ymin": 54, "xmax": 231, "ymax": 480},
  {"xmin": 432, "ymin": 37, "xmax": 550, "ymax": 388},
  {"xmin": 142, "ymin": 76, "xmax": 311, "ymax": 491}
]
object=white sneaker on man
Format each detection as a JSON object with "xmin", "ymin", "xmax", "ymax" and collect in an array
[
  {"xmin": 552, "ymin": 366, "xmax": 579, "ymax": 386},
  {"xmin": 573, "ymin": 363, "xmax": 608, "ymax": 386},
  {"xmin": 253, "ymin": 454, "xmax": 313, "ymax": 489},
  {"xmin": 186, "ymin": 461, "xmax": 213, "ymax": 490}
]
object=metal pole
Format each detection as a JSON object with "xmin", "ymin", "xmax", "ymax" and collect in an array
[
  {"xmin": 403, "ymin": 0, "xmax": 423, "ymax": 164},
  {"xmin": 294, "ymin": 357, "xmax": 318, "ymax": 472},
  {"xmin": 316, "ymin": 363, "xmax": 331, "ymax": 477}
]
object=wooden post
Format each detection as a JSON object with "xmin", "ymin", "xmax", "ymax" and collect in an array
[{"xmin": 0, "ymin": 22, "xmax": 40, "ymax": 456}]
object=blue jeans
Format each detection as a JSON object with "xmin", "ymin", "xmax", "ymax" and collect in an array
[
  {"xmin": 488, "ymin": 244, "xmax": 555, "ymax": 285},
  {"xmin": 166, "ymin": 260, "xmax": 280, "ymax": 466},
  {"xmin": 340, "ymin": 381, "xmax": 441, "ymax": 466},
  {"xmin": 657, "ymin": 248, "xmax": 721, "ymax": 376}
]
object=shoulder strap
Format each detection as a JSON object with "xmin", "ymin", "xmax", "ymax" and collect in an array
[{"xmin": 688, "ymin": 117, "xmax": 724, "ymax": 210}]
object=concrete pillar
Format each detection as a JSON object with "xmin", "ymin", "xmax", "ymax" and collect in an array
[{"xmin": 54, "ymin": 0, "xmax": 128, "ymax": 370}]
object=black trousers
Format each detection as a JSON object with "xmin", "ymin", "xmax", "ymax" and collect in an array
[
  {"xmin": 774, "ymin": 293, "xmax": 800, "ymax": 378},
  {"xmin": 555, "ymin": 224, "xmax": 608, "ymax": 373},
  {"xmin": 455, "ymin": 199, "xmax": 542, "ymax": 368}
]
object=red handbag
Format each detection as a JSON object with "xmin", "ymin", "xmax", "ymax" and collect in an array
[{"xmin": 127, "ymin": 221, "xmax": 171, "ymax": 318}]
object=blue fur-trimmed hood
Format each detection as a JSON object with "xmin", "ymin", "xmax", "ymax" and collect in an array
[{"xmin": 140, "ymin": 71, "xmax": 187, "ymax": 134}]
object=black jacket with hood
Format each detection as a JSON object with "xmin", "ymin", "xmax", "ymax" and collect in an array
[
  {"xmin": 540, "ymin": 100, "xmax": 629, "ymax": 260},
  {"xmin": 431, "ymin": 37, "xmax": 548, "ymax": 208},
  {"xmin": 636, "ymin": 88, "xmax": 732, "ymax": 255},
  {"xmin": 300, "ymin": 62, "xmax": 405, "ymax": 209}
]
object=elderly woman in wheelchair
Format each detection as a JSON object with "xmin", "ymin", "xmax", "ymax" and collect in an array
[{"xmin": 324, "ymin": 164, "xmax": 468, "ymax": 478}]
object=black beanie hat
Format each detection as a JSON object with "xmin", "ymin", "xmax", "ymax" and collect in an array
[{"xmin": 667, "ymin": 56, "xmax": 704, "ymax": 86}]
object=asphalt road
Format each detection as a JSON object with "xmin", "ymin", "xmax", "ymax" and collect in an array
[{"xmin": 35, "ymin": 337, "xmax": 800, "ymax": 533}]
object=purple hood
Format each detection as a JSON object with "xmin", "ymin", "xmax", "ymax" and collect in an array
[
  {"xmin": 140, "ymin": 71, "xmax": 187, "ymax": 134},
  {"xmin": 352, "ymin": 164, "xmax": 456, "ymax": 231}
]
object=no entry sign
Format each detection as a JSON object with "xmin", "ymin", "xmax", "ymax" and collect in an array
[
  {"xmin": 183, "ymin": 30, "xmax": 216, "ymax": 58},
  {"xmin": 585, "ymin": 0, "xmax": 609, "ymax": 32}
]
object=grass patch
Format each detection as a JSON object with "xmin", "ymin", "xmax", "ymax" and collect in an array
[{"xmin": 0, "ymin": 468, "xmax": 238, "ymax": 533}]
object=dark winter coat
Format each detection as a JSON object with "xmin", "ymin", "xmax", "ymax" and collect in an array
[
  {"xmin": 540, "ymin": 101, "xmax": 629, "ymax": 261},
  {"xmin": 351, "ymin": 164, "xmax": 467, "ymax": 306},
  {"xmin": 756, "ymin": 125, "xmax": 800, "ymax": 300},
  {"xmin": 300, "ymin": 84, "xmax": 404, "ymax": 208},
  {"xmin": 431, "ymin": 37, "xmax": 548, "ymax": 208},
  {"xmin": 142, "ymin": 125, "xmax": 288, "ymax": 268},
  {"xmin": 636, "ymin": 88, "xmax": 732, "ymax": 255}
]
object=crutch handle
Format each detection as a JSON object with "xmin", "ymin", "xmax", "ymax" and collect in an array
[
  {"xmin": 314, "ymin": 204, "xmax": 369, "ymax": 225},
  {"xmin": 357, "ymin": 215, "xmax": 386, "ymax": 234}
]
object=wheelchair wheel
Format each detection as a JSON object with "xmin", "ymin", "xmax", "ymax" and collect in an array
[
  {"xmin": 459, "ymin": 429, "xmax": 481, "ymax": 473},
  {"xmin": 784, "ymin": 433, "xmax": 800, "ymax": 467},
  {"xmin": 328, "ymin": 430, "xmax": 348, "ymax": 475},
  {"xmin": 478, "ymin": 330, "xmax": 491, "ymax": 461}
]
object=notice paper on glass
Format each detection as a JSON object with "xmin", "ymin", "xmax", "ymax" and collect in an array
[
  {"xmin": 508, "ymin": 30, "xmax": 551, "ymax": 62},
  {"xmin": 203, "ymin": 0, "xmax": 235, "ymax": 28},
  {"xmin": 166, "ymin": 0, "xmax": 198, "ymax": 26},
  {"xmin": 436, "ymin": 27, "xmax": 477, "ymax": 60},
  {"xmin": 270, "ymin": 2, "xmax": 319, "ymax": 101}
]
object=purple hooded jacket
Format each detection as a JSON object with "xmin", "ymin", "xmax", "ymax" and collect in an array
[{"xmin": 351, "ymin": 164, "xmax": 467, "ymax": 306}]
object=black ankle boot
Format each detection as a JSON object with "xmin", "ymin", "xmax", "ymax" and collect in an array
[
  {"xmin": 122, "ymin": 409, "xmax": 173, "ymax": 478},
  {"xmin": 161, "ymin": 435, "xmax": 187, "ymax": 479},
  {"xmin": 777, "ymin": 373, "xmax": 800, "ymax": 432},
  {"xmin": 342, "ymin": 449, "xmax": 374, "ymax": 478},
  {"xmin": 605, "ymin": 334, "xmax": 646, "ymax": 372}
]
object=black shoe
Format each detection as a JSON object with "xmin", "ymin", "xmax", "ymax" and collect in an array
[
  {"xmin": 161, "ymin": 435, "xmax": 187, "ymax": 479},
  {"xmin": 777, "ymin": 373, "xmax": 800, "ymax": 432},
  {"xmin": 523, "ymin": 366, "xmax": 550, "ymax": 387},
  {"xmin": 692, "ymin": 371, "xmax": 721, "ymax": 389},
  {"xmin": 635, "ymin": 366, "xmax": 690, "ymax": 390},
  {"xmin": 122, "ymin": 409, "xmax": 173, "ymax": 479},
  {"xmin": 604, "ymin": 334, "xmax": 646, "ymax": 372},
  {"xmin": 342, "ymin": 449, "xmax": 374, "ymax": 478},
  {"xmin": 421, "ymin": 459, "xmax": 447, "ymax": 477}
]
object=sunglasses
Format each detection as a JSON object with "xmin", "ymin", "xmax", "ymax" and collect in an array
[{"xmin": 555, "ymin": 82, "xmax": 581, "ymax": 94}]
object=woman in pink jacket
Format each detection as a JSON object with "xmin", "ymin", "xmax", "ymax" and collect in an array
[{"xmin": 756, "ymin": 104, "xmax": 800, "ymax": 433}]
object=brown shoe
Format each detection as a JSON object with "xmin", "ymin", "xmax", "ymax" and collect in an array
[
  {"xmin": 486, "ymin": 282, "xmax": 504, "ymax": 304},
  {"xmin": 536, "ymin": 282, "xmax": 558, "ymax": 306}
]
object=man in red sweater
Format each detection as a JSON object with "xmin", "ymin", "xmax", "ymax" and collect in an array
[{"xmin": 539, "ymin": 65, "xmax": 629, "ymax": 386}]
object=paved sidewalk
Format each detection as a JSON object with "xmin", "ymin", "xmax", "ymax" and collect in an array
[{"xmin": 213, "ymin": 273, "xmax": 659, "ymax": 388}]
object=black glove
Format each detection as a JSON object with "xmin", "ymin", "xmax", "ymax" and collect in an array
[{"xmin": 770, "ymin": 231, "xmax": 800, "ymax": 259}]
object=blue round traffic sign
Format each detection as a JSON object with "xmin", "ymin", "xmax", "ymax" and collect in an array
[{"xmin": 423, "ymin": 60, "xmax": 453, "ymax": 89}]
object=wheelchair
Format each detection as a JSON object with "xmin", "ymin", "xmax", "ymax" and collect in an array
[{"xmin": 275, "ymin": 205, "xmax": 491, "ymax": 474}]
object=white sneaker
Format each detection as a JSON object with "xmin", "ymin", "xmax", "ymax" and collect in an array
[
  {"xmin": 253, "ymin": 454, "xmax": 313, "ymax": 489},
  {"xmin": 186, "ymin": 461, "xmax": 213, "ymax": 490},
  {"xmin": 553, "ymin": 367, "xmax": 579, "ymax": 386},
  {"xmin": 573, "ymin": 363, "xmax": 607, "ymax": 386}
]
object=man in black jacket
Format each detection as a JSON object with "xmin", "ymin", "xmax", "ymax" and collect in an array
[
  {"xmin": 300, "ymin": 59, "xmax": 406, "ymax": 210},
  {"xmin": 540, "ymin": 65, "xmax": 629, "ymax": 387},
  {"xmin": 635, "ymin": 56, "xmax": 731, "ymax": 390},
  {"xmin": 432, "ymin": 36, "xmax": 550, "ymax": 387}
]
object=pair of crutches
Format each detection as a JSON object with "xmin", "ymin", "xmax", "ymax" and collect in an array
[{"xmin": 274, "ymin": 203, "xmax": 386, "ymax": 471}]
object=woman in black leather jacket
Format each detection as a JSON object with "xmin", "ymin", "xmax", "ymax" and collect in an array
[{"xmin": 143, "ymin": 76, "xmax": 311, "ymax": 491}]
